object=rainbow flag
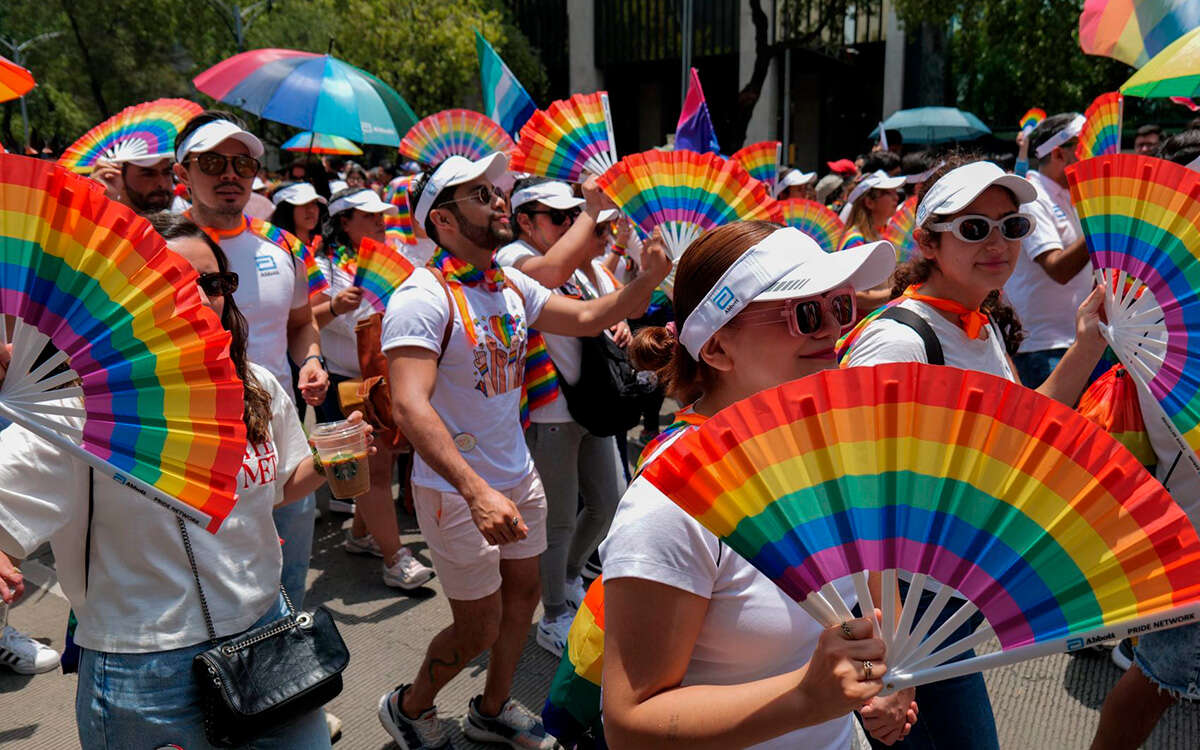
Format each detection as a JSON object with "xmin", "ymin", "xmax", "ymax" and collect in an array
[
  {"xmin": 1019, "ymin": 107, "xmax": 1047, "ymax": 134},
  {"xmin": 520, "ymin": 330, "xmax": 558, "ymax": 428},
  {"xmin": 1080, "ymin": 0, "xmax": 1200, "ymax": 68},
  {"xmin": 674, "ymin": 68, "xmax": 720, "ymax": 154},
  {"xmin": 250, "ymin": 217, "xmax": 330, "ymax": 298},
  {"xmin": 476, "ymin": 30, "xmax": 537, "ymax": 139}
]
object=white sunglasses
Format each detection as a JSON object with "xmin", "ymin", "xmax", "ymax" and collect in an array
[{"xmin": 927, "ymin": 213, "xmax": 1037, "ymax": 243}]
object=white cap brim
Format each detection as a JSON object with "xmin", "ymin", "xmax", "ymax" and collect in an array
[
  {"xmin": 596, "ymin": 208, "xmax": 620, "ymax": 224},
  {"xmin": 413, "ymin": 152, "xmax": 510, "ymax": 228},
  {"xmin": 915, "ymin": 161, "xmax": 1037, "ymax": 226},
  {"xmin": 175, "ymin": 119, "xmax": 265, "ymax": 162},
  {"xmin": 272, "ymin": 182, "xmax": 327, "ymax": 206},
  {"xmin": 756, "ymin": 239, "xmax": 897, "ymax": 302},
  {"xmin": 329, "ymin": 188, "xmax": 398, "ymax": 216},
  {"xmin": 510, "ymin": 180, "xmax": 586, "ymax": 211}
]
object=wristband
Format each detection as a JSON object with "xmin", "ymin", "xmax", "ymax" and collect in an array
[{"xmin": 301, "ymin": 354, "xmax": 326, "ymax": 370}]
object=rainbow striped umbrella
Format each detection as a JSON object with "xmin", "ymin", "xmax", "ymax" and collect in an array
[
  {"xmin": 194, "ymin": 48, "xmax": 418, "ymax": 147},
  {"xmin": 281, "ymin": 131, "xmax": 363, "ymax": 156},
  {"xmin": 1122, "ymin": 26, "xmax": 1200, "ymax": 97},
  {"xmin": 0, "ymin": 54, "xmax": 35, "ymax": 102},
  {"xmin": 1080, "ymin": 0, "xmax": 1200, "ymax": 68}
]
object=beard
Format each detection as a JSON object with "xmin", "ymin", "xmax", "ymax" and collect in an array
[
  {"xmin": 126, "ymin": 187, "xmax": 172, "ymax": 214},
  {"xmin": 458, "ymin": 213, "xmax": 513, "ymax": 249}
]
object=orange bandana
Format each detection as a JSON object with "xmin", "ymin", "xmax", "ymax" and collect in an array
[{"xmin": 901, "ymin": 284, "xmax": 989, "ymax": 339}]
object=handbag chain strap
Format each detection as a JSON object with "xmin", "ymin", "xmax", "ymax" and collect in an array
[{"xmin": 176, "ymin": 514, "xmax": 298, "ymax": 646}]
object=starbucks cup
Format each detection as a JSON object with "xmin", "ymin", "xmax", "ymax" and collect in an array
[{"xmin": 310, "ymin": 420, "xmax": 371, "ymax": 499}]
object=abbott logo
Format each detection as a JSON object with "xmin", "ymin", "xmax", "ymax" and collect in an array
[{"xmin": 712, "ymin": 286, "xmax": 738, "ymax": 311}]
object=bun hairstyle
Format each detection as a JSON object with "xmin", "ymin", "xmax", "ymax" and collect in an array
[
  {"xmin": 889, "ymin": 152, "xmax": 1026, "ymax": 355},
  {"xmin": 628, "ymin": 220, "xmax": 779, "ymax": 404}
]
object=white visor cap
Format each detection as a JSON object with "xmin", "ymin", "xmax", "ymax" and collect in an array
[
  {"xmin": 174, "ymin": 119, "xmax": 265, "ymax": 162},
  {"xmin": 272, "ymin": 182, "xmax": 327, "ymax": 206},
  {"xmin": 773, "ymin": 168, "xmax": 818, "ymax": 196},
  {"xmin": 511, "ymin": 180, "xmax": 587, "ymax": 211},
  {"xmin": 329, "ymin": 188, "xmax": 398, "ymax": 216},
  {"xmin": 678, "ymin": 227, "xmax": 897, "ymax": 359},
  {"xmin": 412, "ymin": 152, "xmax": 510, "ymax": 229},
  {"xmin": 915, "ymin": 161, "xmax": 1038, "ymax": 227}
]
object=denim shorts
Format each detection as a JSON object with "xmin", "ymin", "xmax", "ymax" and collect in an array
[
  {"xmin": 75, "ymin": 593, "xmax": 331, "ymax": 750},
  {"xmin": 1135, "ymin": 620, "xmax": 1200, "ymax": 700}
]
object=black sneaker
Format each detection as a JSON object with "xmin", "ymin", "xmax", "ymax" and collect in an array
[
  {"xmin": 1111, "ymin": 638, "xmax": 1135, "ymax": 671},
  {"xmin": 464, "ymin": 695, "xmax": 557, "ymax": 749},
  {"xmin": 377, "ymin": 684, "xmax": 453, "ymax": 749}
]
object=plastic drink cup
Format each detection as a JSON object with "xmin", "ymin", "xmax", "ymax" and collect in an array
[{"xmin": 309, "ymin": 420, "xmax": 370, "ymax": 499}]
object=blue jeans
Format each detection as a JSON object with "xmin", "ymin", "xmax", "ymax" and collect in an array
[
  {"xmin": 1135, "ymin": 620, "xmax": 1200, "ymax": 700},
  {"xmin": 863, "ymin": 585, "xmax": 1000, "ymax": 750},
  {"xmin": 274, "ymin": 493, "xmax": 316, "ymax": 609},
  {"xmin": 75, "ymin": 594, "xmax": 330, "ymax": 750},
  {"xmin": 1013, "ymin": 348, "xmax": 1068, "ymax": 389}
]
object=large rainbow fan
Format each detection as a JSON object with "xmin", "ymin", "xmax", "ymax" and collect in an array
[
  {"xmin": 383, "ymin": 174, "xmax": 416, "ymax": 247},
  {"xmin": 1068, "ymin": 153, "xmax": 1200, "ymax": 477},
  {"xmin": 595, "ymin": 150, "xmax": 781, "ymax": 261},
  {"xmin": 731, "ymin": 141, "xmax": 782, "ymax": 191},
  {"xmin": 641, "ymin": 363, "xmax": 1200, "ymax": 692},
  {"xmin": 778, "ymin": 198, "xmax": 845, "ymax": 253},
  {"xmin": 509, "ymin": 92, "xmax": 618, "ymax": 183},
  {"xmin": 398, "ymin": 109, "xmax": 515, "ymax": 167},
  {"xmin": 1077, "ymin": 92, "xmax": 1124, "ymax": 160},
  {"xmin": 1019, "ymin": 107, "xmax": 1046, "ymax": 134},
  {"xmin": 882, "ymin": 196, "xmax": 918, "ymax": 263},
  {"xmin": 353, "ymin": 237, "xmax": 416, "ymax": 313},
  {"xmin": 57, "ymin": 98, "xmax": 203, "ymax": 174},
  {"xmin": 0, "ymin": 155, "xmax": 247, "ymax": 531}
]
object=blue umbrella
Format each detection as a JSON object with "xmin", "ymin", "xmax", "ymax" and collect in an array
[
  {"xmin": 193, "ymin": 48, "xmax": 418, "ymax": 147},
  {"xmin": 872, "ymin": 107, "xmax": 992, "ymax": 144}
]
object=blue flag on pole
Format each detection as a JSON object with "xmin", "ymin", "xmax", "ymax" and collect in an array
[
  {"xmin": 476, "ymin": 30, "xmax": 538, "ymax": 139},
  {"xmin": 674, "ymin": 67, "xmax": 720, "ymax": 154}
]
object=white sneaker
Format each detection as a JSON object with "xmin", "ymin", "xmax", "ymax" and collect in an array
[
  {"xmin": 343, "ymin": 529, "xmax": 383, "ymax": 558},
  {"xmin": 536, "ymin": 612, "xmax": 574, "ymax": 659},
  {"xmin": 465, "ymin": 695, "xmax": 557, "ymax": 749},
  {"xmin": 377, "ymin": 684, "xmax": 453, "ymax": 749},
  {"xmin": 383, "ymin": 548, "xmax": 436, "ymax": 590},
  {"xmin": 0, "ymin": 625, "xmax": 60, "ymax": 674},
  {"xmin": 564, "ymin": 576, "xmax": 587, "ymax": 611}
]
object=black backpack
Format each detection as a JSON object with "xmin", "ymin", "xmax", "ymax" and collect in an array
[{"xmin": 559, "ymin": 330, "xmax": 660, "ymax": 437}]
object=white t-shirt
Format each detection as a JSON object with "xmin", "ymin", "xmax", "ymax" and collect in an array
[
  {"xmin": 0, "ymin": 363, "xmax": 308, "ymax": 653},
  {"xmin": 207, "ymin": 216, "xmax": 310, "ymax": 392},
  {"xmin": 495, "ymin": 240, "xmax": 620, "ymax": 423},
  {"xmin": 844, "ymin": 298, "xmax": 1016, "ymax": 381},
  {"xmin": 1003, "ymin": 171, "xmax": 1092, "ymax": 353},
  {"xmin": 380, "ymin": 265, "xmax": 551, "ymax": 492},
  {"xmin": 601, "ymin": 475, "xmax": 856, "ymax": 750},
  {"xmin": 315, "ymin": 253, "xmax": 375, "ymax": 379}
]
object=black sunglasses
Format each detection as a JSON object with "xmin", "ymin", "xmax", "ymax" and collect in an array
[
  {"xmin": 197, "ymin": 271, "xmax": 239, "ymax": 297},
  {"xmin": 186, "ymin": 152, "xmax": 260, "ymax": 179},
  {"xmin": 526, "ymin": 207, "xmax": 582, "ymax": 227}
]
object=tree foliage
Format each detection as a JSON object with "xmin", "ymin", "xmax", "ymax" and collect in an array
[
  {"xmin": 0, "ymin": 0, "xmax": 547, "ymax": 151},
  {"xmin": 892, "ymin": 0, "xmax": 1133, "ymax": 128}
]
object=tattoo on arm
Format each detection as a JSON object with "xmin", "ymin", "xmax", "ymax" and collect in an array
[{"xmin": 666, "ymin": 712, "xmax": 680, "ymax": 740}]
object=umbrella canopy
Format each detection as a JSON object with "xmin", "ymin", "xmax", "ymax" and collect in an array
[
  {"xmin": 1122, "ymin": 25, "xmax": 1200, "ymax": 98},
  {"xmin": 872, "ymin": 107, "xmax": 992, "ymax": 144},
  {"xmin": 281, "ymin": 131, "xmax": 363, "ymax": 155},
  {"xmin": 193, "ymin": 48, "xmax": 418, "ymax": 147},
  {"xmin": 0, "ymin": 54, "xmax": 35, "ymax": 102}
]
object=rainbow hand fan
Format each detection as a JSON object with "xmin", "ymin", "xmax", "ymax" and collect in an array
[
  {"xmin": 882, "ymin": 196, "xmax": 918, "ymax": 263},
  {"xmin": 0, "ymin": 155, "xmax": 247, "ymax": 531},
  {"xmin": 838, "ymin": 225, "xmax": 867, "ymax": 252},
  {"xmin": 731, "ymin": 141, "xmax": 782, "ymax": 191},
  {"xmin": 510, "ymin": 92, "xmax": 618, "ymax": 182},
  {"xmin": 398, "ymin": 109, "xmax": 515, "ymax": 167},
  {"xmin": 641, "ymin": 363, "xmax": 1200, "ymax": 693},
  {"xmin": 778, "ymin": 198, "xmax": 845, "ymax": 253},
  {"xmin": 58, "ymin": 98, "xmax": 203, "ymax": 174},
  {"xmin": 1077, "ymin": 92, "xmax": 1123, "ymax": 161},
  {"xmin": 353, "ymin": 237, "xmax": 416, "ymax": 313},
  {"xmin": 1068, "ymin": 153, "xmax": 1200, "ymax": 478},
  {"xmin": 383, "ymin": 174, "xmax": 416, "ymax": 246},
  {"xmin": 1019, "ymin": 107, "xmax": 1046, "ymax": 135},
  {"xmin": 595, "ymin": 150, "xmax": 781, "ymax": 262}
]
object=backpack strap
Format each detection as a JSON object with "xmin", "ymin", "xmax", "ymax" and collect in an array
[
  {"xmin": 427, "ymin": 269, "xmax": 457, "ymax": 363},
  {"xmin": 877, "ymin": 307, "xmax": 945, "ymax": 365}
]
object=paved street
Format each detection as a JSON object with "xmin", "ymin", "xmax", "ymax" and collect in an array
[{"xmin": 3, "ymin": 491, "xmax": 1199, "ymax": 749}]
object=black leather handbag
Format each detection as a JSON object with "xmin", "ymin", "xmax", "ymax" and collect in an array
[{"xmin": 176, "ymin": 516, "xmax": 349, "ymax": 747}]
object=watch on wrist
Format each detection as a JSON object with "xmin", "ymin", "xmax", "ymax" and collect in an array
[{"xmin": 301, "ymin": 354, "xmax": 326, "ymax": 371}]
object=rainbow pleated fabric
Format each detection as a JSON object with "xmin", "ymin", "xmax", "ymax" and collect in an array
[
  {"xmin": 1068, "ymin": 154, "xmax": 1200, "ymax": 458},
  {"xmin": 642, "ymin": 363, "xmax": 1200, "ymax": 650},
  {"xmin": 247, "ymin": 217, "xmax": 329, "ymax": 297},
  {"xmin": 510, "ymin": 92, "xmax": 618, "ymax": 183},
  {"xmin": 1078, "ymin": 92, "xmax": 1124, "ymax": 160},
  {"xmin": 595, "ymin": 150, "xmax": 781, "ymax": 260},
  {"xmin": 882, "ymin": 196, "xmax": 919, "ymax": 263},
  {"xmin": 0, "ymin": 154, "xmax": 247, "ymax": 531},
  {"xmin": 353, "ymin": 237, "xmax": 415, "ymax": 313},
  {"xmin": 399, "ymin": 109, "xmax": 515, "ymax": 167},
  {"xmin": 1080, "ymin": 0, "xmax": 1200, "ymax": 68},
  {"xmin": 1019, "ymin": 107, "xmax": 1047, "ymax": 133},
  {"xmin": 383, "ymin": 175, "xmax": 416, "ymax": 246},
  {"xmin": 731, "ymin": 141, "xmax": 781, "ymax": 189},
  {"xmin": 520, "ymin": 330, "xmax": 558, "ymax": 429},
  {"xmin": 838, "ymin": 225, "xmax": 868, "ymax": 252},
  {"xmin": 779, "ymin": 198, "xmax": 846, "ymax": 253},
  {"xmin": 1078, "ymin": 364, "xmax": 1156, "ymax": 467},
  {"xmin": 58, "ymin": 98, "xmax": 203, "ymax": 174}
]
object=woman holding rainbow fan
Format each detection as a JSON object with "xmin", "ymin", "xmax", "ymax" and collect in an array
[
  {"xmin": 598, "ymin": 220, "xmax": 918, "ymax": 748},
  {"xmin": 840, "ymin": 157, "xmax": 1108, "ymax": 750}
]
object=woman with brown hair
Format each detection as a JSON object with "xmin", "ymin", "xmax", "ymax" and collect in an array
[{"xmin": 598, "ymin": 221, "xmax": 919, "ymax": 748}]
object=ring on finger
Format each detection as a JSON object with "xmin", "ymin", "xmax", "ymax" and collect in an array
[
  {"xmin": 840, "ymin": 621, "xmax": 854, "ymax": 639},
  {"xmin": 510, "ymin": 516, "xmax": 521, "ymax": 528},
  {"xmin": 863, "ymin": 659, "xmax": 873, "ymax": 680}
]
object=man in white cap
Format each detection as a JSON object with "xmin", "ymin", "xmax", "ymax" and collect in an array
[
  {"xmin": 1003, "ymin": 112, "xmax": 1094, "ymax": 388},
  {"xmin": 91, "ymin": 153, "xmax": 178, "ymax": 216},
  {"xmin": 377, "ymin": 152, "xmax": 669, "ymax": 750},
  {"xmin": 773, "ymin": 168, "xmax": 818, "ymax": 201},
  {"xmin": 496, "ymin": 176, "xmax": 630, "ymax": 658},
  {"xmin": 172, "ymin": 112, "xmax": 328, "ymax": 613}
]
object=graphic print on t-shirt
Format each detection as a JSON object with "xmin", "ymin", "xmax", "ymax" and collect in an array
[
  {"xmin": 466, "ymin": 311, "xmax": 528, "ymax": 398},
  {"xmin": 241, "ymin": 439, "xmax": 279, "ymax": 489}
]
